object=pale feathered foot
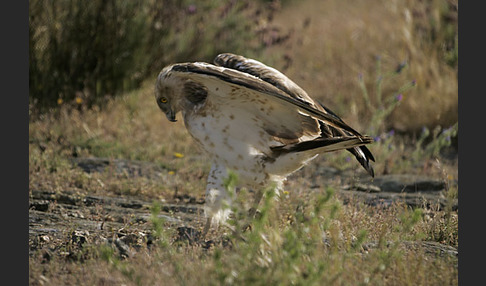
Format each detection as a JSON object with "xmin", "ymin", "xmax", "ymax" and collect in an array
[{"xmin": 201, "ymin": 189, "xmax": 264, "ymax": 241}]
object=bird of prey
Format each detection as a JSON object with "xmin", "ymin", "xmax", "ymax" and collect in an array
[{"xmin": 155, "ymin": 53, "xmax": 374, "ymax": 235}]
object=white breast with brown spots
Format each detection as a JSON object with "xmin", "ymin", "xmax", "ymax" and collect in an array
[
  {"xmin": 181, "ymin": 83, "xmax": 320, "ymax": 223},
  {"xmin": 184, "ymin": 83, "xmax": 318, "ymax": 185}
]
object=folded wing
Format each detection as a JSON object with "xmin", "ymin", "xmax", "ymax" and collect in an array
[
  {"xmin": 214, "ymin": 53, "xmax": 375, "ymax": 176},
  {"xmin": 168, "ymin": 54, "xmax": 375, "ymax": 176}
]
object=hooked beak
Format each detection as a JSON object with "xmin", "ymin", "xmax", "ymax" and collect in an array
[{"xmin": 166, "ymin": 112, "xmax": 177, "ymax": 122}]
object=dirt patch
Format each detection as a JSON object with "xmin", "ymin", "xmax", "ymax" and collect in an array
[{"xmin": 29, "ymin": 157, "xmax": 457, "ymax": 262}]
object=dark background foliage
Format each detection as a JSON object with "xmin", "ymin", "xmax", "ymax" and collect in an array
[{"xmin": 29, "ymin": 0, "xmax": 281, "ymax": 111}]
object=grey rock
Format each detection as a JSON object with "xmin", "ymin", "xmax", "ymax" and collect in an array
[
  {"xmin": 371, "ymin": 174, "xmax": 445, "ymax": 193},
  {"xmin": 70, "ymin": 157, "xmax": 168, "ymax": 180}
]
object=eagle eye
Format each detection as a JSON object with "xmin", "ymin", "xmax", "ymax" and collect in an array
[{"xmin": 160, "ymin": 97, "xmax": 168, "ymax": 103}]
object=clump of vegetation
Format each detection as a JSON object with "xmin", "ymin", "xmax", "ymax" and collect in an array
[
  {"xmin": 29, "ymin": 0, "xmax": 284, "ymax": 112},
  {"xmin": 324, "ymin": 54, "xmax": 457, "ymax": 177},
  {"xmin": 357, "ymin": 57, "xmax": 416, "ymax": 135},
  {"xmin": 367, "ymin": 60, "xmax": 458, "ymax": 160},
  {"xmin": 412, "ymin": 123, "xmax": 458, "ymax": 160}
]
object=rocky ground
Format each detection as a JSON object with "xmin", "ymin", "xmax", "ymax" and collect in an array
[{"xmin": 29, "ymin": 157, "xmax": 458, "ymax": 262}]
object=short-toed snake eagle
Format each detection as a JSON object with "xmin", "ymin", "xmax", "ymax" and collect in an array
[{"xmin": 155, "ymin": 53, "xmax": 374, "ymax": 234}]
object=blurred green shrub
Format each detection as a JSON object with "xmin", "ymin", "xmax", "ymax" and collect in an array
[{"xmin": 29, "ymin": 0, "xmax": 282, "ymax": 111}]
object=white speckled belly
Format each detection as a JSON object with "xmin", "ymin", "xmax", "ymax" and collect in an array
[
  {"xmin": 182, "ymin": 101, "xmax": 320, "ymax": 188},
  {"xmin": 184, "ymin": 109, "xmax": 270, "ymax": 187}
]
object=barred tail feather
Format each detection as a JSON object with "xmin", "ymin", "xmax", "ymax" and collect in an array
[
  {"xmin": 271, "ymin": 136, "xmax": 373, "ymax": 155},
  {"xmin": 347, "ymin": 145, "xmax": 375, "ymax": 177},
  {"xmin": 271, "ymin": 136, "xmax": 375, "ymax": 177}
]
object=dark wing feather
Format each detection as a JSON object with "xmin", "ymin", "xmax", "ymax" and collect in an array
[
  {"xmin": 170, "ymin": 62, "xmax": 364, "ymax": 138},
  {"xmin": 271, "ymin": 135, "xmax": 373, "ymax": 155},
  {"xmin": 214, "ymin": 53, "xmax": 313, "ymax": 105},
  {"xmin": 318, "ymin": 101, "xmax": 375, "ymax": 177}
]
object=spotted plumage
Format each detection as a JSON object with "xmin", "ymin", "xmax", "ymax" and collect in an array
[{"xmin": 155, "ymin": 53, "xmax": 375, "ymax": 232}]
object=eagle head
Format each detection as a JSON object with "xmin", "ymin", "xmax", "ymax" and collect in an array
[
  {"xmin": 155, "ymin": 66, "xmax": 180, "ymax": 122},
  {"xmin": 155, "ymin": 64, "xmax": 209, "ymax": 123}
]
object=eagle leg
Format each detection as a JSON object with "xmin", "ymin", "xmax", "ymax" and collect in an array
[
  {"xmin": 248, "ymin": 189, "xmax": 264, "ymax": 219},
  {"xmin": 201, "ymin": 217, "xmax": 212, "ymax": 240},
  {"xmin": 200, "ymin": 162, "xmax": 233, "ymax": 239}
]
